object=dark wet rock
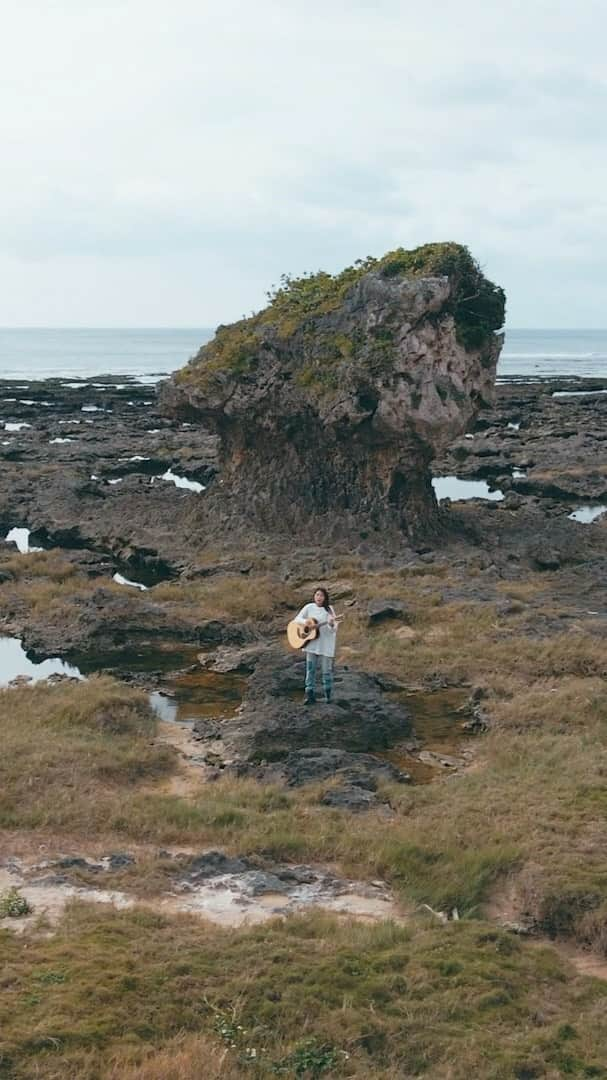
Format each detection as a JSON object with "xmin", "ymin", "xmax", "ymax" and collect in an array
[
  {"xmin": 196, "ymin": 620, "xmax": 256, "ymax": 646},
  {"xmin": 279, "ymin": 748, "xmax": 410, "ymax": 788},
  {"xmin": 501, "ymin": 493, "xmax": 524, "ymax": 510},
  {"xmin": 58, "ymin": 856, "xmax": 102, "ymax": 872},
  {"xmin": 531, "ymin": 548, "xmax": 561, "ymax": 571},
  {"xmin": 0, "ymin": 376, "xmax": 219, "ymax": 586},
  {"xmin": 237, "ymin": 871, "xmax": 292, "ymax": 896},
  {"xmin": 17, "ymin": 588, "xmax": 195, "ymax": 657},
  {"xmin": 106, "ymin": 852, "xmax": 136, "ymax": 870},
  {"xmin": 367, "ymin": 599, "xmax": 409, "ymax": 624},
  {"xmin": 434, "ymin": 378, "xmax": 607, "ymax": 531},
  {"xmin": 201, "ymin": 651, "xmax": 413, "ymax": 763},
  {"xmin": 184, "ymin": 851, "xmax": 256, "ymax": 881}
]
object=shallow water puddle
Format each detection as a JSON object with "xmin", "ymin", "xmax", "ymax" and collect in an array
[
  {"xmin": 568, "ymin": 505, "xmax": 607, "ymax": 523},
  {"xmin": 76, "ymin": 642, "xmax": 201, "ymax": 678},
  {"xmin": 150, "ymin": 669, "xmax": 246, "ymax": 724},
  {"xmin": 71, "ymin": 644, "xmax": 244, "ymax": 723},
  {"xmin": 112, "ymin": 572, "xmax": 148, "ymax": 590},
  {"xmin": 4, "ymin": 528, "xmax": 43, "ymax": 554},
  {"xmin": 160, "ymin": 469, "xmax": 205, "ymax": 493},
  {"xmin": 379, "ymin": 688, "xmax": 471, "ymax": 783},
  {"xmin": 0, "ymin": 637, "xmax": 83, "ymax": 686},
  {"xmin": 432, "ymin": 476, "xmax": 504, "ymax": 502},
  {"xmin": 0, "ymin": 637, "xmax": 241, "ymax": 734},
  {"xmin": 0, "ymin": 633, "xmax": 466, "ymax": 787}
]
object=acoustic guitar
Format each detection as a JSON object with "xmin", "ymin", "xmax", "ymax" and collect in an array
[{"xmin": 286, "ymin": 614, "xmax": 344, "ymax": 650}]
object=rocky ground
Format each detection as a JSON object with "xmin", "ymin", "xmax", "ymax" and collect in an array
[
  {"xmin": 1, "ymin": 373, "xmax": 606, "ymax": 787},
  {"xmin": 0, "ymin": 374, "xmax": 219, "ymax": 579},
  {"xmin": 1, "ymin": 370, "xmax": 605, "ymax": 636},
  {"xmin": 1, "ymin": 372, "xmax": 607, "ymax": 1078}
]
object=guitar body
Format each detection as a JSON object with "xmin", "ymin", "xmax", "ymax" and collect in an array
[{"xmin": 286, "ymin": 618, "xmax": 320, "ymax": 650}]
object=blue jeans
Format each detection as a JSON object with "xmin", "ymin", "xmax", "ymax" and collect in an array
[{"xmin": 305, "ymin": 653, "xmax": 333, "ymax": 697}]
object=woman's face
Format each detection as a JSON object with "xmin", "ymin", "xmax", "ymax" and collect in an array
[{"xmin": 314, "ymin": 589, "xmax": 326, "ymax": 606}]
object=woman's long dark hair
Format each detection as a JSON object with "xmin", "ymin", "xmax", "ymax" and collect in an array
[{"xmin": 314, "ymin": 586, "xmax": 331, "ymax": 611}]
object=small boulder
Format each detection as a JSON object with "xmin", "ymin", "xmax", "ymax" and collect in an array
[
  {"xmin": 532, "ymin": 548, "xmax": 560, "ymax": 571},
  {"xmin": 281, "ymin": 748, "xmax": 410, "ymax": 788},
  {"xmin": 198, "ymin": 644, "xmax": 263, "ymax": 674},
  {"xmin": 321, "ymin": 786, "xmax": 381, "ymax": 812},
  {"xmin": 367, "ymin": 600, "xmax": 408, "ymax": 625},
  {"xmin": 106, "ymin": 852, "xmax": 135, "ymax": 871},
  {"xmin": 184, "ymin": 851, "xmax": 255, "ymax": 881}
]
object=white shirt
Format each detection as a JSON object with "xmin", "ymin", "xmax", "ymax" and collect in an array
[{"xmin": 295, "ymin": 602, "xmax": 337, "ymax": 658}]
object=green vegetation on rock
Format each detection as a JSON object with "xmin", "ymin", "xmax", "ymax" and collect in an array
[
  {"xmin": 177, "ymin": 243, "xmax": 505, "ymax": 390},
  {"xmin": 377, "ymin": 242, "xmax": 506, "ymax": 350}
]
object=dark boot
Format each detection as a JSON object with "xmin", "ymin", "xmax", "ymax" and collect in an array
[
  {"xmin": 324, "ymin": 689, "xmax": 331, "ymax": 704},
  {"xmin": 303, "ymin": 692, "xmax": 316, "ymax": 706}
]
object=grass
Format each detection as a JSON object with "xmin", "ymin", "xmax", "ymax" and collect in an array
[
  {"xmin": 0, "ymin": 549, "xmax": 147, "ymax": 625},
  {"xmin": 2, "ymin": 549, "xmax": 607, "ymax": 1076},
  {"xmin": 0, "ymin": 679, "xmax": 175, "ymax": 835},
  {"xmin": 1, "ymin": 665, "xmax": 607, "ymax": 949},
  {"xmin": 0, "ymin": 549, "xmax": 80, "ymax": 585},
  {"xmin": 1, "ymin": 905, "xmax": 606, "ymax": 1079},
  {"xmin": 152, "ymin": 573, "xmax": 293, "ymax": 622}
]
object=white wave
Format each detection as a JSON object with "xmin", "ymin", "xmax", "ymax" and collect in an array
[{"xmin": 502, "ymin": 352, "xmax": 607, "ymax": 359}]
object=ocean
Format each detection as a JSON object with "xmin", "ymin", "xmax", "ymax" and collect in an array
[
  {"xmin": 0, "ymin": 328, "xmax": 213, "ymax": 382},
  {"xmin": 0, "ymin": 327, "xmax": 606, "ymax": 382}
]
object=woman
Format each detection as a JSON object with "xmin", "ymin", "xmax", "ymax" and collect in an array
[{"xmin": 294, "ymin": 587, "xmax": 337, "ymax": 705}]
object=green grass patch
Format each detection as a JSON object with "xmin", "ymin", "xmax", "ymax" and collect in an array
[{"xmin": 1, "ymin": 906, "xmax": 606, "ymax": 1079}]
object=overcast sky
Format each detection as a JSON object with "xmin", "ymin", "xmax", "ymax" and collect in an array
[{"xmin": 1, "ymin": 1, "xmax": 605, "ymax": 327}]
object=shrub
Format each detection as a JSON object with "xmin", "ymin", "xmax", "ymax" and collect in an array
[{"xmin": 0, "ymin": 887, "xmax": 31, "ymax": 918}]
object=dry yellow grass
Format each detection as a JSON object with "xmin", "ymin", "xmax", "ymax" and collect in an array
[
  {"xmin": 152, "ymin": 573, "xmax": 292, "ymax": 621},
  {"xmin": 109, "ymin": 1034, "xmax": 244, "ymax": 1080}
]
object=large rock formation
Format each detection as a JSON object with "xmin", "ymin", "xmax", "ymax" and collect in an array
[{"xmin": 161, "ymin": 243, "xmax": 505, "ymax": 537}]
